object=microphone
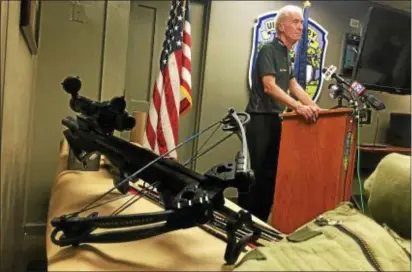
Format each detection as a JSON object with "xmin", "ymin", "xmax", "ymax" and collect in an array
[
  {"xmin": 322, "ymin": 65, "xmax": 386, "ymax": 111},
  {"xmin": 322, "ymin": 65, "xmax": 336, "ymax": 81},
  {"xmin": 322, "ymin": 66, "xmax": 352, "ymax": 87},
  {"xmin": 362, "ymin": 92, "xmax": 386, "ymax": 111},
  {"xmin": 349, "ymin": 80, "xmax": 367, "ymax": 97},
  {"xmin": 349, "ymin": 77, "xmax": 385, "ymax": 111},
  {"xmin": 323, "ymin": 66, "xmax": 356, "ymax": 101},
  {"xmin": 328, "ymin": 84, "xmax": 351, "ymax": 101},
  {"xmin": 328, "ymin": 84, "xmax": 340, "ymax": 99}
]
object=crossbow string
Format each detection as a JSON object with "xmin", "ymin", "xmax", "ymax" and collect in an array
[{"xmin": 50, "ymin": 76, "xmax": 283, "ymax": 265}]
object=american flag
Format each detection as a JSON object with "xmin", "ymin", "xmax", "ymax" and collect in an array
[{"xmin": 143, "ymin": 0, "xmax": 192, "ymax": 159}]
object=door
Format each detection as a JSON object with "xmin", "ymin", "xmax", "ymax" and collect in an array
[{"xmin": 123, "ymin": 0, "xmax": 207, "ymax": 168}]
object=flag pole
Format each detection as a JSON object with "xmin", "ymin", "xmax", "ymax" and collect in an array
[
  {"xmin": 294, "ymin": 0, "xmax": 310, "ymax": 90},
  {"xmin": 286, "ymin": 0, "xmax": 310, "ymax": 113}
]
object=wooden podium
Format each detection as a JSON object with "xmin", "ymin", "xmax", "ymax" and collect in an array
[{"xmin": 271, "ymin": 108, "xmax": 357, "ymax": 234}]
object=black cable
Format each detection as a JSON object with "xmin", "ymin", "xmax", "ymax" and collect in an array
[
  {"xmin": 182, "ymin": 124, "xmax": 222, "ymax": 166},
  {"xmin": 373, "ymin": 112, "xmax": 380, "ymax": 146}
]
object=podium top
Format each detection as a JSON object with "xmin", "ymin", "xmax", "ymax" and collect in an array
[{"xmin": 280, "ymin": 108, "xmax": 354, "ymax": 120}]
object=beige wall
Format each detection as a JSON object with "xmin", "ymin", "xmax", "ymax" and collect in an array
[
  {"xmin": 0, "ymin": 1, "xmax": 37, "ymax": 271},
  {"xmin": 25, "ymin": 0, "xmax": 133, "ymax": 225},
  {"xmin": 26, "ymin": 1, "xmax": 108, "ymax": 224},
  {"xmin": 100, "ymin": 1, "xmax": 130, "ymax": 101}
]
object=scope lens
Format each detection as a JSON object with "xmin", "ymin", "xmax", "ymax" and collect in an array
[
  {"xmin": 124, "ymin": 116, "xmax": 136, "ymax": 130},
  {"xmin": 62, "ymin": 76, "xmax": 81, "ymax": 95},
  {"xmin": 115, "ymin": 115, "xmax": 135, "ymax": 131}
]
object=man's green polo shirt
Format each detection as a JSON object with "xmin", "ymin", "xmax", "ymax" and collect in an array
[{"xmin": 246, "ymin": 38, "xmax": 295, "ymax": 114}]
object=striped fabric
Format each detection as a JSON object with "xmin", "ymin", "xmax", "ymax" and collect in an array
[{"xmin": 143, "ymin": 0, "xmax": 192, "ymax": 159}]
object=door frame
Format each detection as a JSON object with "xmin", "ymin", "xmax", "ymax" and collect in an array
[{"xmin": 189, "ymin": 0, "xmax": 211, "ymax": 171}]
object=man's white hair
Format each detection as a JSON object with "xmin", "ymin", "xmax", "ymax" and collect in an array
[{"xmin": 274, "ymin": 5, "xmax": 303, "ymax": 33}]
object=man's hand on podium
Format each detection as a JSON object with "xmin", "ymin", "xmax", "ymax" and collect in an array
[
  {"xmin": 309, "ymin": 104, "xmax": 321, "ymax": 119},
  {"xmin": 295, "ymin": 104, "xmax": 315, "ymax": 122}
]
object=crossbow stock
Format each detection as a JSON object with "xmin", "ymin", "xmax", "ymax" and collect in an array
[{"xmin": 50, "ymin": 76, "xmax": 282, "ymax": 265}]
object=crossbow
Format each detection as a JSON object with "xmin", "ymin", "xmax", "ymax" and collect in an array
[{"xmin": 50, "ymin": 76, "xmax": 282, "ymax": 265}]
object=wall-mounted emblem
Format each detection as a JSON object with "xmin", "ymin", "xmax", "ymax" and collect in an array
[{"xmin": 248, "ymin": 11, "xmax": 329, "ymax": 102}]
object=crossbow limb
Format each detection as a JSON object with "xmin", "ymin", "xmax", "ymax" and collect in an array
[{"xmin": 50, "ymin": 76, "xmax": 280, "ymax": 265}]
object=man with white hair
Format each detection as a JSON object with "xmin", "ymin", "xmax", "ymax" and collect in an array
[{"xmin": 239, "ymin": 5, "xmax": 321, "ymax": 222}]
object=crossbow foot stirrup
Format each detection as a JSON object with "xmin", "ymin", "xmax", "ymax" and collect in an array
[{"xmin": 224, "ymin": 210, "xmax": 261, "ymax": 265}]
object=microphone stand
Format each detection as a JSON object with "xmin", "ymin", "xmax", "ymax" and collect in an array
[{"xmin": 330, "ymin": 97, "xmax": 343, "ymax": 109}]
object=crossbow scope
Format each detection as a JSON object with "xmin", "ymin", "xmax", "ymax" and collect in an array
[{"xmin": 62, "ymin": 76, "xmax": 136, "ymax": 135}]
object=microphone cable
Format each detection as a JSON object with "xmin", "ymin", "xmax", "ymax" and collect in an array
[
  {"xmin": 355, "ymin": 108, "xmax": 365, "ymax": 214},
  {"xmin": 373, "ymin": 112, "xmax": 380, "ymax": 147}
]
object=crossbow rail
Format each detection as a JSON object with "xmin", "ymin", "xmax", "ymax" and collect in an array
[{"xmin": 50, "ymin": 76, "xmax": 283, "ymax": 265}]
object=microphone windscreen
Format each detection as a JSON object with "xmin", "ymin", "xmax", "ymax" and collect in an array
[
  {"xmin": 322, "ymin": 65, "xmax": 337, "ymax": 81},
  {"xmin": 328, "ymin": 84, "xmax": 341, "ymax": 99}
]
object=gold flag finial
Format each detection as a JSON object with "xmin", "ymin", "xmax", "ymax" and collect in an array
[{"xmin": 304, "ymin": 1, "xmax": 311, "ymax": 8}]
